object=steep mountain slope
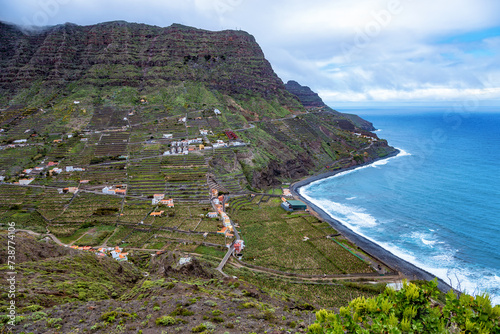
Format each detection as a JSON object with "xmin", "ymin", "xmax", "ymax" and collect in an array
[{"xmin": 0, "ymin": 21, "xmax": 395, "ymax": 189}]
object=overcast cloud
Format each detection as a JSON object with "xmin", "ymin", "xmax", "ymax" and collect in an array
[{"xmin": 1, "ymin": 0, "xmax": 499, "ymax": 108}]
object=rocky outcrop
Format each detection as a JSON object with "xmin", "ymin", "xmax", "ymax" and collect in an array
[
  {"xmin": 285, "ymin": 80, "xmax": 326, "ymax": 108},
  {"xmin": 342, "ymin": 113, "xmax": 376, "ymax": 131},
  {"xmin": 285, "ymin": 79, "xmax": 376, "ymax": 131}
]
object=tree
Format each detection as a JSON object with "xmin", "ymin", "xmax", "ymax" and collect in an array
[{"xmin": 308, "ymin": 279, "xmax": 500, "ymax": 334}]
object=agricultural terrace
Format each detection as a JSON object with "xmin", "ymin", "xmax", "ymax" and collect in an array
[
  {"xmin": 229, "ymin": 195, "xmax": 375, "ymax": 276},
  {"xmin": 0, "ymin": 97, "xmax": 395, "ymax": 294}
]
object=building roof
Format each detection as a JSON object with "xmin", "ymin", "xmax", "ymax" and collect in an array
[{"xmin": 286, "ymin": 200, "xmax": 307, "ymax": 207}]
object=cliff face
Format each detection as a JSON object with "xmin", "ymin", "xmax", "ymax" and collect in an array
[
  {"xmin": 0, "ymin": 21, "xmax": 296, "ymax": 107},
  {"xmin": 284, "ymin": 80, "xmax": 326, "ymax": 108},
  {"xmin": 285, "ymin": 80, "xmax": 375, "ymax": 131}
]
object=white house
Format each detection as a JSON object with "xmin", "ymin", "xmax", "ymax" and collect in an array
[
  {"xmin": 214, "ymin": 108, "xmax": 221, "ymax": 115},
  {"xmin": 19, "ymin": 178, "xmax": 34, "ymax": 185},
  {"xmin": 51, "ymin": 168, "xmax": 62, "ymax": 174},
  {"xmin": 152, "ymin": 193, "xmax": 165, "ymax": 205},
  {"xmin": 102, "ymin": 187, "xmax": 116, "ymax": 195},
  {"xmin": 163, "ymin": 134, "xmax": 173, "ymax": 139}
]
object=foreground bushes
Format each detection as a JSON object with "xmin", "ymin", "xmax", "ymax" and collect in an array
[{"xmin": 308, "ymin": 279, "xmax": 500, "ymax": 334}]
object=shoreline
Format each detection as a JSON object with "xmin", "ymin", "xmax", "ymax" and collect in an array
[{"xmin": 290, "ymin": 150, "xmax": 454, "ymax": 294}]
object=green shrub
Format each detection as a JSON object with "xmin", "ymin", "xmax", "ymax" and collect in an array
[
  {"xmin": 46, "ymin": 317, "xmax": 62, "ymax": 328},
  {"xmin": 29, "ymin": 311, "xmax": 48, "ymax": 321},
  {"xmin": 203, "ymin": 300, "xmax": 218, "ymax": 307},
  {"xmin": 239, "ymin": 302, "xmax": 257, "ymax": 309},
  {"xmin": 23, "ymin": 304, "xmax": 44, "ymax": 313},
  {"xmin": 211, "ymin": 309, "xmax": 223, "ymax": 316},
  {"xmin": 170, "ymin": 306, "xmax": 194, "ymax": 316},
  {"xmin": 155, "ymin": 316, "xmax": 176, "ymax": 326},
  {"xmin": 191, "ymin": 323, "xmax": 207, "ymax": 332}
]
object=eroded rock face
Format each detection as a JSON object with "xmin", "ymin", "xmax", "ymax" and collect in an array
[
  {"xmin": 0, "ymin": 21, "xmax": 296, "ymax": 106},
  {"xmin": 252, "ymin": 154, "xmax": 315, "ymax": 189}
]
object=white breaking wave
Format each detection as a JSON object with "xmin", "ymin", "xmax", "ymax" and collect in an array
[
  {"xmin": 373, "ymin": 241, "xmax": 500, "ymax": 305},
  {"xmin": 302, "ymin": 147, "xmax": 411, "ymax": 188},
  {"xmin": 298, "ymin": 145, "xmax": 500, "ymax": 306},
  {"xmin": 422, "ymin": 238, "xmax": 437, "ymax": 246},
  {"xmin": 410, "ymin": 231, "xmax": 438, "ymax": 247},
  {"xmin": 346, "ymin": 196, "xmax": 357, "ymax": 200},
  {"xmin": 396, "ymin": 148, "xmax": 411, "ymax": 157},
  {"xmin": 300, "ymin": 195, "xmax": 378, "ymax": 230},
  {"xmin": 303, "ymin": 191, "xmax": 500, "ymax": 306}
]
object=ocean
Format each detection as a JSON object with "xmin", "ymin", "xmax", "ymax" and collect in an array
[{"xmin": 299, "ymin": 108, "xmax": 500, "ymax": 305}]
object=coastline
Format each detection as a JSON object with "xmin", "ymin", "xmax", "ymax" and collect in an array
[{"xmin": 290, "ymin": 150, "xmax": 454, "ymax": 294}]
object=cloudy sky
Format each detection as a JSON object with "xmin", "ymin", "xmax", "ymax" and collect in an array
[{"xmin": 2, "ymin": 0, "xmax": 500, "ymax": 108}]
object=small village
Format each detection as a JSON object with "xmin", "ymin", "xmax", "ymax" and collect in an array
[{"xmin": 0, "ymin": 101, "xmax": 390, "ymax": 291}]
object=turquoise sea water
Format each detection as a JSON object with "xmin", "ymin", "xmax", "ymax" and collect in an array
[{"xmin": 299, "ymin": 108, "xmax": 500, "ymax": 305}]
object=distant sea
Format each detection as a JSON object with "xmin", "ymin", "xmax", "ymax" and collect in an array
[{"xmin": 299, "ymin": 108, "xmax": 500, "ymax": 305}]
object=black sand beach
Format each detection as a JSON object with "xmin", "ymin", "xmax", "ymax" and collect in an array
[{"xmin": 290, "ymin": 151, "xmax": 454, "ymax": 294}]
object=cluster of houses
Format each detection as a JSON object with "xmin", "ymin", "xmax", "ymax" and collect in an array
[
  {"xmin": 151, "ymin": 193, "xmax": 174, "ymax": 206},
  {"xmin": 217, "ymin": 210, "xmax": 234, "ymax": 237},
  {"xmin": 211, "ymin": 193, "xmax": 234, "ymax": 237},
  {"xmin": 354, "ymin": 132, "xmax": 377, "ymax": 140},
  {"xmin": 69, "ymin": 245, "xmax": 128, "ymax": 261},
  {"xmin": 0, "ymin": 142, "xmax": 26, "ymax": 150},
  {"xmin": 15, "ymin": 160, "xmax": 86, "ymax": 181},
  {"xmin": 50, "ymin": 165, "xmax": 86, "ymax": 176},
  {"xmin": 8, "ymin": 160, "xmax": 88, "ymax": 185},
  {"xmin": 150, "ymin": 194, "xmax": 174, "ymax": 216},
  {"xmin": 209, "ymin": 188, "xmax": 246, "ymax": 255},
  {"xmin": 163, "ymin": 138, "xmax": 205, "ymax": 156},
  {"xmin": 102, "ymin": 185, "xmax": 127, "ymax": 195}
]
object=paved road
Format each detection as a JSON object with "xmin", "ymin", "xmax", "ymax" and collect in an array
[{"xmin": 15, "ymin": 229, "xmax": 66, "ymax": 246}]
